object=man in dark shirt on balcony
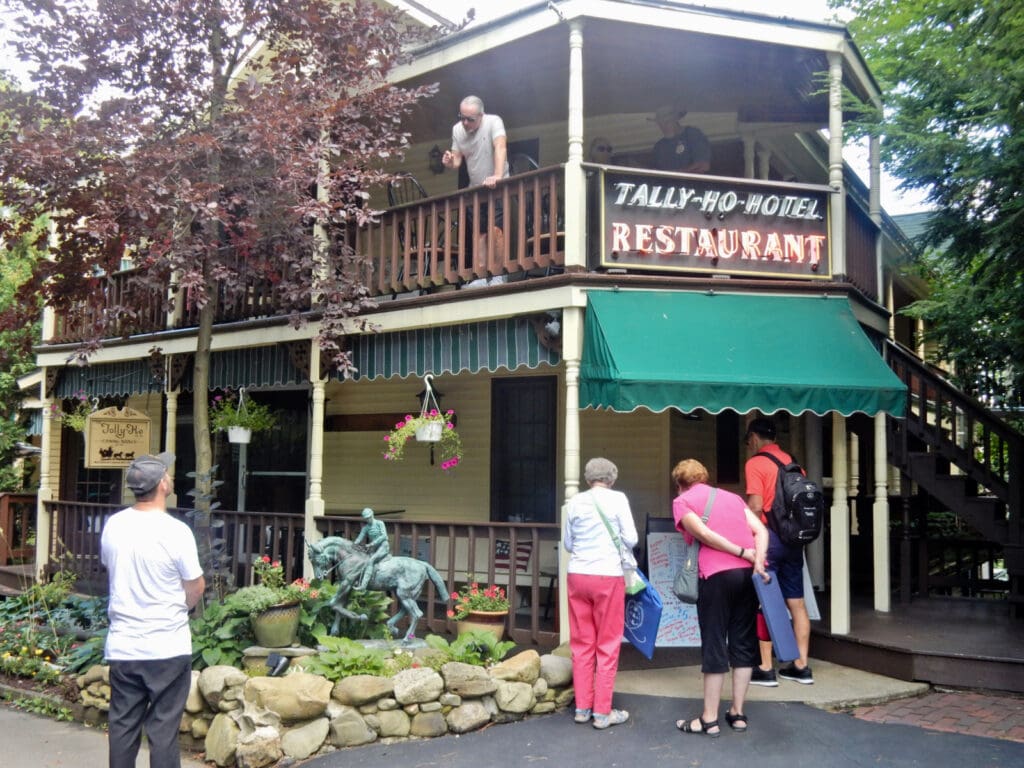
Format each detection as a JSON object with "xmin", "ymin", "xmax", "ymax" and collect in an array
[{"xmin": 650, "ymin": 103, "xmax": 712, "ymax": 173}]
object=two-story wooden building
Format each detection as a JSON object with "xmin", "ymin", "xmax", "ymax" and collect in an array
[{"xmin": 31, "ymin": 1, "xmax": 1021, "ymax": 661}]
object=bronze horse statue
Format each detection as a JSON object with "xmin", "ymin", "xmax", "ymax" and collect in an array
[{"xmin": 307, "ymin": 536, "xmax": 449, "ymax": 642}]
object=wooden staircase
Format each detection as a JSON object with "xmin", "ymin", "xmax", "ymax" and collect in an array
[{"xmin": 885, "ymin": 341, "xmax": 1024, "ymax": 611}]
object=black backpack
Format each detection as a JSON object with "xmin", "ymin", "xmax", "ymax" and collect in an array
[{"xmin": 755, "ymin": 452, "xmax": 824, "ymax": 546}]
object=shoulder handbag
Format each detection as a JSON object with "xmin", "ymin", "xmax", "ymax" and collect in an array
[
  {"xmin": 593, "ymin": 496, "xmax": 646, "ymax": 595},
  {"xmin": 672, "ymin": 488, "xmax": 717, "ymax": 604}
]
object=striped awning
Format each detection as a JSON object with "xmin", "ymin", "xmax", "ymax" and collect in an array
[
  {"xmin": 344, "ymin": 317, "xmax": 561, "ymax": 380},
  {"xmin": 54, "ymin": 345, "xmax": 305, "ymax": 398},
  {"xmin": 54, "ymin": 359, "xmax": 162, "ymax": 398}
]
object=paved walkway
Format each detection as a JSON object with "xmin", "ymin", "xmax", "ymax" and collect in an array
[
  {"xmin": 3, "ymin": 660, "xmax": 1022, "ymax": 765},
  {"xmin": 616, "ymin": 661, "xmax": 1024, "ymax": 743},
  {"xmin": 850, "ymin": 689, "xmax": 1024, "ymax": 743}
]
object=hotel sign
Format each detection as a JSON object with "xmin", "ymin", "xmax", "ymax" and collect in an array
[
  {"xmin": 599, "ymin": 170, "xmax": 831, "ymax": 279},
  {"xmin": 85, "ymin": 406, "xmax": 152, "ymax": 468}
]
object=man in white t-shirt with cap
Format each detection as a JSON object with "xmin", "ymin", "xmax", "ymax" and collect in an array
[{"xmin": 101, "ymin": 451, "xmax": 205, "ymax": 768}]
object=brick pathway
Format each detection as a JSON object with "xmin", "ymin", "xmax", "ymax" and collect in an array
[{"xmin": 851, "ymin": 689, "xmax": 1024, "ymax": 743}]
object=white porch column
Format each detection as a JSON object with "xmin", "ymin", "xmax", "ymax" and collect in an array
[
  {"xmin": 563, "ymin": 19, "xmax": 586, "ymax": 271},
  {"xmin": 803, "ymin": 414, "xmax": 825, "ymax": 589},
  {"xmin": 872, "ymin": 413, "xmax": 892, "ymax": 612},
  {"xmin": 870, "ymin": 134, "xmax": 883, "ymax": 295},
  {"xmin": 560, "ymin": 305, "xmax": 584, "ymax": 644},
  {"xmin": 756, "ymin": 145, "xmax": 772, "ymax": 181},
  {"xmin": 35, "ymin": 374, "xmax": 55, "ymax": 582},
  {"xmin": 742, "ymin": 134, "xmax": 756, "ymax": 179},
  {"xmin": 830, "ymin": 412, "xmax": 850, "ymax": 634},
  {"xmin": 828, "ymin": 52, "xmax": 847, "ymax": 277},
  {"xmin": 164, "ymin": 388, "xmax": 179, "ymax": 507},
  {"xmin": 848, "ymin": 432, "xmax": 860, "ymax": 535},
  {"xmin": 305, "ymin": 342, "xmax": 327, "ymax": 578}
]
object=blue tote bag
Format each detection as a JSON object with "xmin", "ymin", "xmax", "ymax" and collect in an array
[{"xmin": 623, "ymin": 570, "xmax": 663, "ymax": 660}]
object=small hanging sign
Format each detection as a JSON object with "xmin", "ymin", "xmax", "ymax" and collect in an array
[{"xmin": 85, "ymin": 406, "xmax": 152, "ymax": 468}]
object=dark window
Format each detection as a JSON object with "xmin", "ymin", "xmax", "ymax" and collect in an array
[
  {"xmin": 175, "ymin": 390, "xmax": 307, "ymax": 513},
  {"xmin": 490, "ymin": 376, "xmax": 557, "ymax": 523},
  {"xmin": 59, "ymin": 428, "xmax": 121, "ymax": 505},
  {"xmin": 717, "ymin": 410, "xmax": 740, "ymax": 485}
]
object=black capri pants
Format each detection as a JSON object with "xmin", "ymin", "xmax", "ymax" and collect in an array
[{"xmin": 696, "ymin": 566, "xmax": 759, "ymax": 674}]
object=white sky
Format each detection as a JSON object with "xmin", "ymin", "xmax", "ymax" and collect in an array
[{"xmin": 1, "ymin": 0, "xmax": 928, "ymax": 214}]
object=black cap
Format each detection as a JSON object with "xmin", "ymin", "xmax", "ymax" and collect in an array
[
  {"xmin": 745, "ymin": 418, "xmax": 777, "ymax": 440},
  {"xmin": 125, "ymin": 452, "xmax": 174, "ymax": 495}
]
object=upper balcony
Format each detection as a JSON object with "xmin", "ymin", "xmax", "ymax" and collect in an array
[{"xmin": 44, "ymin": 3, "xmax": 893, "ymax": 347}]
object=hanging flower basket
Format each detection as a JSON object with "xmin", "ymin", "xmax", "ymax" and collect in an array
[
  {"xmin": 382, "ymin": 374, "xmax": 463, "ymax": 471},
  {"xmin": 383, "ymin": 411, "xmax": 463, "ymax": 471},
  {"xmin": 210, "ymin": 389, "xmax": 277, "ymax": 440}
]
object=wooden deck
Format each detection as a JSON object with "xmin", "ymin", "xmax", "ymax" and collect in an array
[{"xmin": 812, "ymin": 596, "xmax": 1024, "ymax": 694}]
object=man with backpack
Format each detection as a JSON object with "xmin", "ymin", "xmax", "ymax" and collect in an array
[{"xmin": 744, "ymin": 418, "xmax": 815, "ymax": 685}]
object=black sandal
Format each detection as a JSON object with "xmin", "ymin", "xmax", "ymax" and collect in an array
[
  {"xmin": 676, "ymin": 716, "xmax": 721, "ymax": 738},
  {"xmin": 725, "ymin": 712, "xmax": 748, "ymax": 732}
]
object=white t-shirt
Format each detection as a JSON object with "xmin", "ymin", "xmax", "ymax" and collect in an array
[
  {"xmin": 101, "ymin": 507, "xmax": 203, "ymax": 661},
  {"xmin": 451, "ymin": 113, "xmax": 509, "ymax": 187},
  {"xmin": 562, "ymin": 486, "xmax": 639, "ymax": 576}
]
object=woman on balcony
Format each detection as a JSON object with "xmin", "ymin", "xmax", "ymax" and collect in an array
[{"xmin": 562, "ymin": 457, "xmax": 638, "ymax": 730}]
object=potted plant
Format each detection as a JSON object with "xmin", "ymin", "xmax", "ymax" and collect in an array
[
  {"xmin": 227, "ymin": 556, "xmax": 317, "ymax": 648},
  {"xmin": 209, "ymin": 390, "xmax": 277, "ymax": 444},
  {"xmin": 447, "ymin": 580, "xmax": 511, "ymax": 641},
  {"xmin": 382, "ymin": 409, "xmax": 463, "ymax": 471}
]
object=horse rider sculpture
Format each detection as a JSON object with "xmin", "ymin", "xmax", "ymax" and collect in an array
[
  {"xmin": 354, "ymin": 507, "xmax": 391, "ymax": 591},
  {"xmin": 307, "ymin": 535, "xmax": 449, "ymax": 641}
]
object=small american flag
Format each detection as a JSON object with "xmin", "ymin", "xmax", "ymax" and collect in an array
[{"xmin": 495, "ymin": 539, "xmax": 532, "ymax": 573}]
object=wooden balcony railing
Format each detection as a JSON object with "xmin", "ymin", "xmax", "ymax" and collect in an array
[
  {"xmin": 845, "ymin": 203, "xmax": 879, "ymax": 301},
  {"xmin": 356, "ymin": 165, "xmax": 565, "ymax": 297},
  {"xmin": 43, "ymin": 501, "xmax": 559, "ymax": 647},
  {"xmin": 45, "ymin": 163, "xmax": 883, "ymax": 341}
]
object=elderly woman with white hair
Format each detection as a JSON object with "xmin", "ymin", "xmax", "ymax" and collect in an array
[{"xmin": 562, "ymin": 457, "xmax": 638, "ymax": 730}]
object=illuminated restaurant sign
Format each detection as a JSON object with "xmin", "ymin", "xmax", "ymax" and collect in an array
[{"xmin": 599, "ymin": 170, "xmax": 831, "ymax": 279}]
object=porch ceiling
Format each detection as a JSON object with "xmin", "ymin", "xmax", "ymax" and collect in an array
[{"xmin": 396, "ymin": 15, "xmax": 842, "ymax": 142}]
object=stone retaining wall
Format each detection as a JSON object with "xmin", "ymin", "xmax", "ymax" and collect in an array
[{"xmin": 76, "ymin": 649, "xmax": 575, "ymax": 767}]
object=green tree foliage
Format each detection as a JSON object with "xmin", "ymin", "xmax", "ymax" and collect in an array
[
  {"xmin": 832, "ymin": 0, "xmax": 1024, "ymax": 407},
  {"xmin": 0, "ymin": 75, "xmax": 42, "ymax": 490}
]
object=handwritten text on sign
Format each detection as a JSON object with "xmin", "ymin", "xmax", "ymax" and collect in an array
[{"xmin": 647, "ymin": 532, "xmax": 701, "ymax": 647}]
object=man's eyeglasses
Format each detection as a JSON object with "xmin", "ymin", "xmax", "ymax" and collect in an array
[
  {"xmin": 595, "ymin": 145, "xmax": 613, "ymax": 152},
  {"xmin": 458, "ymin": 113, "xmax": 480, "ymax": 123}
]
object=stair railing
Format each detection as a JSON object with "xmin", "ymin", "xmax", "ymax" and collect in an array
[{"xmin": 884, "ymin": 340, "xmax": 1021, "ymax": 524}]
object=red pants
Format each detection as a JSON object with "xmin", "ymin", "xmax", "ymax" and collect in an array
[{"xmin": 567, "ymin": 573, "xmax": 625, "ymax": 715}]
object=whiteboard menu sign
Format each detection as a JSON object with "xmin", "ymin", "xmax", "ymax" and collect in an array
[{"xmin": 646, "ymin": 532, "xmax": 701, "ymax": 646}]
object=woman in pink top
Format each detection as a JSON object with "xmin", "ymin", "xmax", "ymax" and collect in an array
[{"xmin": 671, "ymin": 459, "xmax": 768, "ymax": 737}]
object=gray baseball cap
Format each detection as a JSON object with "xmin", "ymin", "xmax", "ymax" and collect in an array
[{"xmin": 125, "ymin": 451, "xmax": 175, "ymax": 495}]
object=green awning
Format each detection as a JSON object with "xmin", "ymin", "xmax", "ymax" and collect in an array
[
  {"xmin": 581, "ymin": 291, "xmax": 906, "ymax": 417},
  {"xmin": 345, "ymin": 316, "xmax": 561, "ymax": 380}
]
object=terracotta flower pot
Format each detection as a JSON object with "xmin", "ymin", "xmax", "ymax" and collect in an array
[
  {"xmin": 456, "ymin": 609, "xmax": 508, "ymax": 642},
  {"xmin": 251, "ymin": 601, "xmax": 301, "ymax": 648}
]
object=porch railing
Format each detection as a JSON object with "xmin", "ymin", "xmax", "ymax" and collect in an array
[
  {"xmin": 356, "ymin": 165, "xmax": 565, "ymax": 297},
  {"xmin": 0, "ymin": 493, "xmax": 36, "ymax": 565},
  {"xmin": 43, "ymin": 501, "xmax": 559, "ymax": 647}
]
